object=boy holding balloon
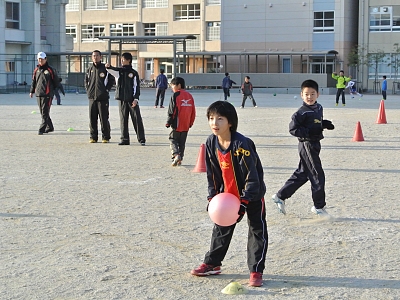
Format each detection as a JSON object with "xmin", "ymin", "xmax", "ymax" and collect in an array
[{"xmin": 190, "ymin": 101, "xmax": 268, "ymax": 287}]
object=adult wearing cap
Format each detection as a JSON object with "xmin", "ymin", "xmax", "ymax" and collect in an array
[
  {"xmin": 30, "ymin": 52, "xmax": 60, "ymax": 135},
  {"xmin": 85, "ymin": 50, "xmax": 115, "ymax": 143}
]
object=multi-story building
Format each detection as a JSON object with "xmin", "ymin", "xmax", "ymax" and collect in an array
[
  {"xmin": 358, "ymin": 0, "xmax": 400, "ymax": 93},
  {"xmin": 0, "ymin": 0, "xmax": 68, "ymax": 88},
  {"xmin": 65, "ymin": 0, "xmax": 359, "ymax": 87}
]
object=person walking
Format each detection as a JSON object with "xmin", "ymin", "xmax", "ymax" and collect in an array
[
  {"xmin": 53, "ymin": 78, "xmax": 65, "ymax": 105},
  {"xmin": 29, "ymin": 52, "xmax": 60, "ymax": 135},
  {"xmin": 154, "ymin": 69, "xmax": 168, "ymax": 108},
  {"xmin": 165, "ymin": 77, "xmax": 196, "ymax": 166},
  {"xmin": 84, "ymin": 50, "xmax": 115, "ymax": 143}
]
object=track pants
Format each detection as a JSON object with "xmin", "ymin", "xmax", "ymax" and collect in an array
[
  {"xmin": 37, "ymin": 96, "xmax": 53, "ymax": 133},
  {"xmin": 203, "ymin": 198, "xmax": 268, "ymax": 273},
  {"xmin": 335, "ymin": 88, "xmax": 345, "ymax": 104},
  {"xmin": 119, "ymin": 100, "xmax": 146, "ymax": 143},
  {"xmin": 277, "ymin": 141, "xmax": 326, "ymax": 209},
  {"xmin": 241, "ymin": 94, "xmax": 257, "ymax": 107},
  {"xmin": 169, "ymin": 130, "xmax": 188, "ymax": 159},
  {"xmin": 89, "ymin": 99, "xmax": 110, "ymax": 141}
]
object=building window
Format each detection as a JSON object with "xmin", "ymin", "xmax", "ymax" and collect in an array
[
  {"xmin": 142, "ymin": 0, "xmax": 168, "ymax": 8},
  {"xmin": 313, "ymin": 11, "xmax": 334, "ymax": 32},
  {"xmin": 175, "ymin": 4, "xmax": 201, "ymax": 20},
  {"xmin": 206, "ymin": 22, "xmax": 220, "ymax": 40},
  {"xmin": 6, "ymin": 2, "xmax": 19, "ymax": 29},
  {"xmin": 177, "ymin": 34, "xmax": 200, "ymax": 51},
  {"xmin": 84, "ymin": 0, "xmax": 108, "ymax": 10},
  {"xmin": 66, "ymin": 0, "xmax": 79, "ymax": 11},
  {"xmin": 81, "ymin": 24, "xmax": 105, "ymax": 41},
  {"xmin": 206, "ymin": 0, "xmax": 220, "ymax": 5},
  {"xmin": 144, "ymin": 23, "xmax": 156, "ymax": 36},
  {"xmin": 66, "ymin": 25, "xmax": 77, "ymax": 42},
  {"xmin": 5, "ymin": 61, "xmax": 15, "ymax": 72},
  {"xmin": 370, "ymin": 6, "xmax": 400, "ymax": 32},
  {"xmin": 110, "ymin": 24, "xmax": 135, "ymax": 36},
  {"xmin": 113, "ymin": 0, "xmax": 137, "ymax": 9}
]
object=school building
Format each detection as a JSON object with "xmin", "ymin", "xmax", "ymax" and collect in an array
[{"xmin": 1, "ymin": 0, "xmax": 400, "ymax": 93}]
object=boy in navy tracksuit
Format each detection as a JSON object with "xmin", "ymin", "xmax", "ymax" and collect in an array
[
  {"xmin": 272, "ymin": 79, "xmax": 335, "ymax": 217},
  {"xmin": 191, "ymin": 101, "xmax": 268, "ymax": 287}
]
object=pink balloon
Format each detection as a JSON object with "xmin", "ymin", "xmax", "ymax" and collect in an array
[{"xmin": 208, "ymin": 193, "xmax": 240, "ymax": 226}]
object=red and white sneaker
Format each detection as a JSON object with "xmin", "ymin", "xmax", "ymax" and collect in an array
[
  {"xmin": 190, "ymin": 263, "xmax": 221, "ymax": 276},
  {"xmin": 249, "ymin": 272, "xmax": 263, "ymax": 287}
]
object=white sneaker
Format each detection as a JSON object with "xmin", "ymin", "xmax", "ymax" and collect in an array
[
  {"xmin": 171, "ymin": 155, "xmax": 182, "ymax": 167},
  {"xmin": 272, "ymin": 194, "xmax": 286, "ymax": 215},
  {"xmin": 311, "ymin": 206, "xmax": 330, "ymax": 218}
]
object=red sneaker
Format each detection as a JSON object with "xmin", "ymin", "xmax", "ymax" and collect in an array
[
  {"xmin": 249, "ymin": 272, "xmax": 263, "ymax": 287},
  {"xmin": 190, "ymin": 263, "xmax": 221, "ymax": 276}
]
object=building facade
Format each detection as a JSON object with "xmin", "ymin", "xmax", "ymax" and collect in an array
[
  {"xmin": 359, "ymin": 0, "xmax": 400, "ymax": 93},
  {"xmin": 0, "ymin": 0, "xmax": 68, "ymax": 87}
]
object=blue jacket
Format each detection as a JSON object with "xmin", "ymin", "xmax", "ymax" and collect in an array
[
  {"xmin": 382, "ymin": 79, "xmax": 387, "ymax": 91},
  {"xmin": 156, "ymin": 73, "xmax": 168, "ymax": 89}
]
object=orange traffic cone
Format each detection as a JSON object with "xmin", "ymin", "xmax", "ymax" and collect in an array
[
  {"xmin": 192, "ymin": 144, "xmax": 207, "ymax": 172},
  {"xmin": 352, "ymin": 121, "xmax": 364, "ymax": 142},
  {"xmin": 376, "ymin": 100, "xmax": 387, "ymax": 124}
]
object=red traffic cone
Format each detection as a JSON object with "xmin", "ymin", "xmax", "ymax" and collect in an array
[
  {"xmin": 192, "ymin": 144, "xmax": 207, "ymax": 172},
  {"xmin": 376, "ymin": 100, "xmax": 387, "ymax": 124},
  {"xmin": 352, "ymin": 121, "xmax": 364, "ymax": 142}
]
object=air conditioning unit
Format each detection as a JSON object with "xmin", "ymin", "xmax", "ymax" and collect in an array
[{"xmin": 381, "ymin": 7, "xmax": 389, "ymax": 13}]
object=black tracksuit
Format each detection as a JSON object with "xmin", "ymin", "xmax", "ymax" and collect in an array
[
  {"xmin": 30, "ymin": 62, "xmax": 59, "ymax": 133},
  {"xmin": 85, "ymin": 62, "xmax": 114, "ymax": 141},
  {"xmin": 203, "ymin": 132, "xmax": 268, "ymax": 274},
  {"xmin": 277, "ymin": 102, "xmax": 326, "ymax": 209},
  {"xmin": 107, "ymin": 65, "xmax": 146, "ymax": 144}
]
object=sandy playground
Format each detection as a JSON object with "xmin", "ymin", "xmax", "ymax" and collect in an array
[{"xmin": 0, "ymin": 89, "xmax": 400, "ymax": 299}]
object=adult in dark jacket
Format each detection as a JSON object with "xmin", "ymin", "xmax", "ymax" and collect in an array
[
  {"xmin": 85, "ymin": 50, "xmax": 115, "ymax": 143},
  {"xmin": 29, "ymin": 52, "xmax": 60, "ymax": 135},
  {"xmin": 154, "ymin": 69, "xmax": 168, "ymax": 108},
  {"xmin": 106, "ymin": 52, "xmax": 146, "ymax": 146}
]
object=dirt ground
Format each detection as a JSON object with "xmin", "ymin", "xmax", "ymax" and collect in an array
[{"xmin": 1, "ymin": 89, "xmax": 399, "ymax": 299}]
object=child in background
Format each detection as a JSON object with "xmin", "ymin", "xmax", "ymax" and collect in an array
[
  {"xmin": 272, "ymin": 79, "xmax": 335, "ymax": 218},
  {"xmin": 382, "ymin": 75, "xmax": 387, "ymax": 100},
  {"xmin": 345, "ymin": 80, "xmax": 363, "ymax": 99},
  {"xmin": 240, "ymin": 76, "xmax": 257, "ymax": 108},
  {"xmin": 165, "ymin": 77, "xmax": 196, "ymax": 166},
  {"xmin": 332, "ymin": 70, "xmax": 351, "ymax": 106},
  {"xmin": 191, "ymin": 101, "xmax": 268, "ymax": 287}
]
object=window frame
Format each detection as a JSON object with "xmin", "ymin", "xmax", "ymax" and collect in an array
[
  {"xmin": 313, "ymin": 10, "xmax": 334, "ymax": 33},
  {"xmin": 113, "ymin": 0, "xmax": 137, "ymax": 9},
  {"xmin": 5, "ymin": 1, "xmax": 20, "ymax": 30},
  {"xmin": 110, "ymin": 23, "xmax": 135, "ymax": 36},
  {"xmin": 174, "ymin": 4, "xmax": 201, "ymax": 21},
  {"xmin": 206, "ymin": 21, "xmax": 220, "ymax": 41},
  {"xmin": 81, "ymin": 24, "xmax": 106, "ymax": 42},
  {"xmin": 66, "ymin": 25, "xmax": 78, "ymax": 43}
]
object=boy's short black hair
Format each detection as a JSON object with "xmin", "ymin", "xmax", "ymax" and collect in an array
[
  {"xmin": 206, "ymin": 101, "xmax": 238, "ymax": 132},
  {"xmin": 225, "ymin": 72, "xmax": 229, "ymax": 76},
  {"xmin": 245, "ymin": 75, "xmax": 250, "ymax": 80},
  {"xmin": 383, "ymin": 75, "xmax": 387, "ymax": 79},
  {"xmin": 122, "ymin": 52, "xmax": 132, "ymax": 63},
  {"xmin": 301, "ymin": 79, "xmax": 319, "ymax": 93},
  {"xmin": 170, "ymin": 77, "xmax": 185, "ymax": 89},
  {"xmin": 93, "ymin": 50, "xmax": 101, "ymax": 56}
]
